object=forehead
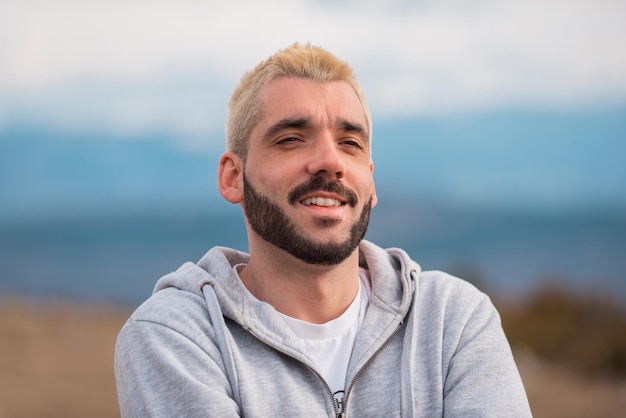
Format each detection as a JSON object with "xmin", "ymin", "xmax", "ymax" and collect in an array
[{"xmin": 255, "ymin": 77, "xmax": 368, "ymax": 131}]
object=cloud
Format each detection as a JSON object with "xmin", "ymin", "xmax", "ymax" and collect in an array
[{"xmin": 1, "ymin": 0, "xmax": 625, "ymax": 143}]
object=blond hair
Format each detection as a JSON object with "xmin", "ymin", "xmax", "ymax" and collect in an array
[{"xmin": 226, "ymin": 43, "xmax": 371, "ymax": 158}]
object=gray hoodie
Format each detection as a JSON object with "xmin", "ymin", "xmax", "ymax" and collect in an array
[{"xmin": 115, "ymin": 240, "xmax": 531, "ymax": 417}]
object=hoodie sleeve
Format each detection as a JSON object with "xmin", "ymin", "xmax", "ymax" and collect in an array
[
  {"xmin": 114, "ymin": 292, "xmax": 241, "ymax": 417},
  {"xmin": 442, "ymin": 294, "xmax": 532, "ymax": 417}
]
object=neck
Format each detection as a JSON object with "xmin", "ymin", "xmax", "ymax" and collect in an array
[{"xmin": 240, "ymin": 243, "xmax": 361, "ymax": 324}]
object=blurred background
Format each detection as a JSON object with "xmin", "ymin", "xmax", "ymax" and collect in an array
[{"xmin": 1, "ymin": 0, "xmax": 625, "ymax": 416}]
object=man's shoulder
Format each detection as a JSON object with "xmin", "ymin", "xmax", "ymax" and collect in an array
[
  {"xmin": 412, "ymin": 270, "xmax": 505, "ymax": 345},
  {"xmin": 127, "ymin": 286, "xmax": 209, "ymax": 328},
  {"xmin": 417, "ymin": 269, "xmax": 484, "ymax": 297},
  {"xmin": 122, "ymin": 245, "xmax": 246, "ymax": 335},
  {"xmin": 414, "ymin": 269, "xmax": 492, "ymax": 317}
]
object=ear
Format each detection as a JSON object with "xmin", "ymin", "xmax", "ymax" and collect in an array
[
  {"xmin": 369, "ymin": 160, "xmax": 378, "ymax": 208},
  {"xmin": 218, "ymin": 151, "xmax": 244, "ymax": 204}
]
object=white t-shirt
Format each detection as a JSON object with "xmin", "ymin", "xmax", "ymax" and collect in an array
[{"xmin": 235, "ymin": 266, "xmax": 371, "ymax": 400}]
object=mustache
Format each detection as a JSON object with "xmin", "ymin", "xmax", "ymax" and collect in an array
[{"xmin": 288, "ymin": 176, "xmax": 359, "ymax": 207}]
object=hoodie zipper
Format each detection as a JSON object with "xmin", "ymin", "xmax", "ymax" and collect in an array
[
  {"xmin": 245, "ymin": 320, "xmax": 404, "ymax": 418},
  {"xmin": 339, "ymin": 321, "xmax": 404, "ymax": 417},
  {"xmin": 244, "ymin": 326, "xmax": 340, "ymax": 416}
]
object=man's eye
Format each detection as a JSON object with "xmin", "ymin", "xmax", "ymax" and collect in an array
[
  {"xmin": 277, "ymin": 136, "xmax": 300, "ymax": 144},
  {"xmin": 342, "ymin": 139, "xmax": 363, "ymax": 149}
]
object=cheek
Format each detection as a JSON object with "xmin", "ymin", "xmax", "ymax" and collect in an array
[
  {"xmin": 246, "ymin": 167, "xmax": 291, "ymax": 198},
  {"xmin": 354, "ymin": 167, "xmax": 375, "ymax": 192},
  {"xmin": 255, "ymin": 158, "xmax": 305, "ymax": 186}
]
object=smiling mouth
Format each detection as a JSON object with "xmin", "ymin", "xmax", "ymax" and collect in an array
[
  {"xmin": 289, "ymin": 176, "xmax": 358, "ymax": 207},
  {"xmin": 300, "ymin": 197, "xmax": 345, "ymax": 207}
]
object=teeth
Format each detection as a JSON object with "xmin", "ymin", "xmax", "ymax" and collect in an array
[{"xmin": 301, "ymin": 197, "xmax": 342, "ymax": 207}]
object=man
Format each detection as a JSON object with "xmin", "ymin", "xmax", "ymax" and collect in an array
[{"xmin": 115, "ymin": 43, "xmax": 531, "ymax": 417}]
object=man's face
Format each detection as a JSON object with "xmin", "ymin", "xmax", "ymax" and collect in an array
[{"xmin": 242, "ymin": 77, "xmax": 377, "ymax": 265}]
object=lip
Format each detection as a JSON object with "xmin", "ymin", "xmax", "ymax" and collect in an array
[{"xmin": 298, "ymin": 192, "xmax": 348, "ymax": 207}]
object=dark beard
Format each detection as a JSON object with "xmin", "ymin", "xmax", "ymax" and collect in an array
[{"xmin": 242, "ymin": 174, "xmax": 371, "ymax": 265}]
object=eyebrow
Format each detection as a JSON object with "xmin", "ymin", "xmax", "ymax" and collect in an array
[
  {"xmin": 262, "ymin": 118, "xmax": 309, "ymax": 142},
  {"xmin": 337, "ymin": 118, "xmax": 369, "ymax": 141}
]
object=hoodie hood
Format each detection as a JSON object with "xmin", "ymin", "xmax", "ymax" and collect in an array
[
  {"xmin": 153, "ymin": 246, "xmax": 248, "ymax": 297},
  {"xmin": 155, "ymin": 241, "xmax": 418, "ymax": 313},
  {"xmin": 152, "ymin": 240, "xmax": 420, "ymax": 349}
]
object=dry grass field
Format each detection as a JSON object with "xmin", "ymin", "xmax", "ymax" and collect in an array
[{"xmin": 0, "ymin": 297, "xmax": 625, "ymax": 417}]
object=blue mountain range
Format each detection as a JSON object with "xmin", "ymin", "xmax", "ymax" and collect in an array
[
  {"xmin": 1, "ymin": 107, "xmax": 625, "ymax": 303},
  {"xmin": 2, "ymin": 107, "xmax": 624, "ymax": 224}
]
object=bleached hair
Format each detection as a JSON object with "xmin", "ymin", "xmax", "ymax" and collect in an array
[{"xmin": 225, "ymin": 43, "xmax": 371, "ymax": 159}]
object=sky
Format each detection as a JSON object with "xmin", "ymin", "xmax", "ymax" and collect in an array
[{"xmin": 2, "ymin": 0, "xmax": 625, "ymax": 145}]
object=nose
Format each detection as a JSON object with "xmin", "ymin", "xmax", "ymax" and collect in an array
[{"xmin": 305, "ymin": 133, "xmax": 346, "ymax": 179}]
